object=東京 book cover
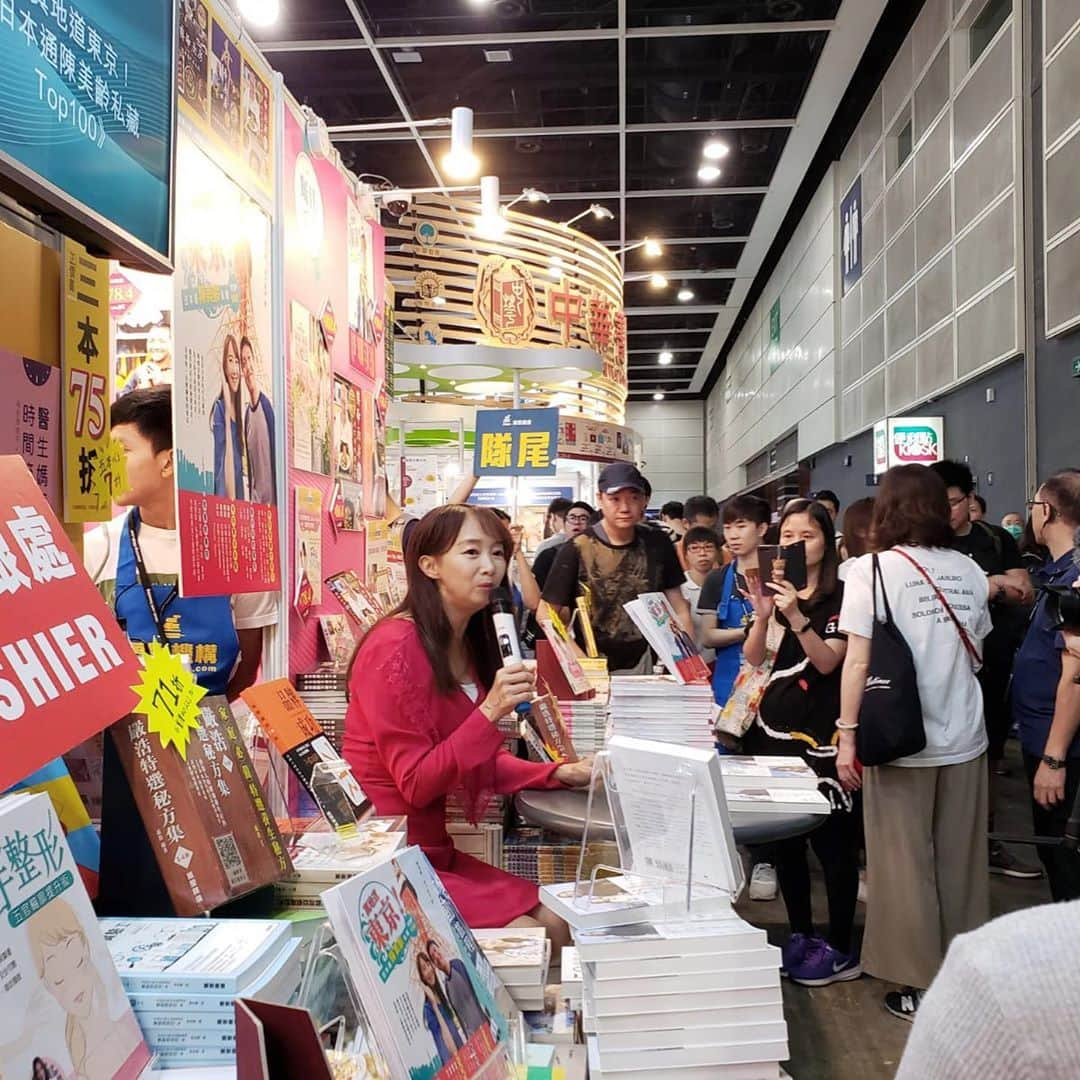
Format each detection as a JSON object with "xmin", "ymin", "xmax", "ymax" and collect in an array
[
  {"xmin": 0, "ymin": 792, "xmax": 151, "ymax": 1080},
  {"xmin": 321, "ymin": 845, "xmax": 511, "ymax": 1080}
]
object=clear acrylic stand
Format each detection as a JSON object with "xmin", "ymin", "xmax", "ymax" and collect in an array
[{"xmin": 573, "ymin": 750, "xmax": 732, "ymax": 920}]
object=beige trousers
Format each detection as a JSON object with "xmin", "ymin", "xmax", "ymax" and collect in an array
[{"xmin": 862, "ymin": 754, "xmax": 989, "ymax": 990}]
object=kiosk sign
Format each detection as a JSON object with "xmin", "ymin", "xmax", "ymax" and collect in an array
[{"xmin": 873, "ymin": 416, "xmax": 944, "ymax": 474}]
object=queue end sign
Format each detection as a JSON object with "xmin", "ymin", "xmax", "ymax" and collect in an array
[
  {"xmin": 0, "ymin": 455, "xmax": 139, "ymax": 791},
  {"xmin": 473, "ymin": 407, "xmax": 559, "ymax": 477}
]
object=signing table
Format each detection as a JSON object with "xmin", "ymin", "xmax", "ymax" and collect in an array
[{"xmin": 515, "ymin": 788, "xmax": 823, "ymax": 846}]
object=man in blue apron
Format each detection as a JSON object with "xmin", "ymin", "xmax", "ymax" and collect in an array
[{"xmin": 84, "ymin": 387, "xmax": 277, "ymax": 914}]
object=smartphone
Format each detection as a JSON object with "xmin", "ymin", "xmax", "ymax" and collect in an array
[{"xmin": 779, "ymin": 540, "xmax": 808, "ymax": 591}]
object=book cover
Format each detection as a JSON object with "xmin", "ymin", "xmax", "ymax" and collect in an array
[
  {"xmin": 280, "ymin": 828, "xmax": 406, "ymax": 885},
  {"xmin": 725, "ymin": 787, "xmax": 831, "ymax": 814},
  {"xmin": 472, "ymin": 927, "xmax": 547, "ymax": 970},
  {"xmin": 622, "ymin": 594, "xmax": 710, "ymax": 685},
  {"xmin": 524, "ymin": 694, "xmax": 578, "ymax": 764},
  {"xmin": 111, "ymin": 697, "xmax": 293, "ymax": 915},
  {"xmin": 321, "ymin": 845, "xmax": 512, "ymax": 1080},
  {"xmin": 325, "ymin": 569, "xmax": 385, "ymax": 634},
  {"xmin": 573, "ymin": 918, "xmax": 765, "ymax": 963},
  {"xmin": 100, "ymin": 917, "xmax": 291, "ymax": 994},
  {"xmin": 235, "ymin": 998, "xmax": 334, "ymax": 1080},
  {"xmin": 718, "ymin": 756, "xmax": 821, "ymax": 790},
  {"xmin": 318, "ymin": 614, "xmax": 357, "ymax": 671},
  {"xmin": 0, "ymin": 792, "xmax": 151, "ymax": 1080},
  {"xmin": 241, "ymin": 679, "xmax": 368, "ymax": 830},
  {"xmin": 536, "ymin": 611, "xmax": 592, "ymax": 697}
]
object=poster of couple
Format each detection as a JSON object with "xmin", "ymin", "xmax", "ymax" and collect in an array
[{"xmin": 172, "ymin": 134, "xmax": 280, "ymax": 597}]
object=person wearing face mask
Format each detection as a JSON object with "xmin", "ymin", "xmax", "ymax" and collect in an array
[
  {"xmin": 343, "ymin": 504, "xmax": 592, "ymax": 942},
  {"xmin": 1001, "ymin": 511, "xmax": 1025, "ymax": 542}
]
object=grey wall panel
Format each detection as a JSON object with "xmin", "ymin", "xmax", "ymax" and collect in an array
[
  {"xmin": 864, "ymin": 201, "xmax": 885, "ymax": 267},
  {"xmin": 915, "ymin": 45, "xmax": 951, "ymax": 143},
  {"xmin": 917, "ymin": 319, "xmax": 955, "ymax": 396},
  {"xmin": 842, "ymin": 279, "xmax": 862, "ymax": 336},
  {"xmin": 863, "ymin": 368, "xmax": 887, "ymax": 425},
  {"xmin": 841, "ymin": 387, "xmax": 860, "ymax": 437},
  {"xmin": 887, "ymin": 221, "xmax": 917, "ymax": 294},
  {"xmin": 914, "ymin": 0, "xmax": 952, "ymax": 74},
  {"xmin": 860, "ymin": 87, "xmax": 885, "ymax": 163},
  {"xmin": 1045, "ymin": 25, "xmax": 1080, "ymax": 147},
  {"xmin": 886, "ymin": 285, "xmax": 917, "ymax": 357},
  {"xmin": 916, "ymin": 180, "xmax": 953, "ymax": 266},
  {"xmin": 863, "ymin": 144, "xmax": 886, "ymax": 213},
  {"xmin": 862, "ymin": 252, "xmax": 886, "ymax": 320},
  {"xmin": 1045, "ymin": 0, "xmax": 1080, "ymax": 55},
  {"xmin": 1046, "ymin": 228, "xmax": 1080, "ymax": 335},
  {"xmin": 1045, "ymin": 131, "xmax": 1080, "ymax": 239},
  {"xmin": 863, "ymin": 312, "xmax": 886, "ymax": 376},
  {"xmin": 884, "ymin": 37, "xmax": 915, "ymax": 127},
  {"xmin": 886, "ymin": 160, "xmax": 916, "ymax": 238},
  {"xmin": 842, "ymin": 334, "xmax": 862, "ymax": 389},
  {"xmin": 915, "ymin": 111, "xmax": 952, "ymax": 204},
  {"xmin": 955, "ymin": 192, "xmax": 1016, "ymax": 306},
  {"xmin": 887, "ymin": 351, "xmax": 918, "ymax": 411},
  {"xmin": 955, "ymin": 108, "xmax": 1015, "ymax": 232},
  {"xmin": 917, "ymin": 252, "xmax": 955, "ymax": 333},
  {"xmin": 957, "ymin": 276, "xmax": 1017, "ymax": 376},
  {"xmin": 954, "ymin": 28, "xmax": 1014, "ymax": 160}
]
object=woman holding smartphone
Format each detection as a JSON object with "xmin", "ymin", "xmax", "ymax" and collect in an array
[{"xmin": 742, "ymin": 498, "xmax": 861, "ymax": 988}]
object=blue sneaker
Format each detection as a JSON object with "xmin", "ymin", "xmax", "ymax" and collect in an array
[
  {"xmin": 788, "ymin": 940, "xmax": 862, "ymax": 987},
  {"xmin": 779, "ymin": 933, "xmax": 818, "ymax": 977}
]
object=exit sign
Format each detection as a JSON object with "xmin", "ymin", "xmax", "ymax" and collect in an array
[{"xmin": 1073, "ymin": 356, "xmax": 1080, "ymax": 378}]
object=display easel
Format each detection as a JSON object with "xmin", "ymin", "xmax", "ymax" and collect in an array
[{"xmin": 573, "ymin": 750, "xmax": 734, "ymax": 919}]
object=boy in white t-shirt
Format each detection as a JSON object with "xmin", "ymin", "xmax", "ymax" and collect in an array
[{"xmin": 83, "ymin": 386, "xmax": 277, "ymax": 698}]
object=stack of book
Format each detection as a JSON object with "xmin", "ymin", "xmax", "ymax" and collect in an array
[
  {"xmin": 474, "ymin": 926, "xmax": 550, "ymax": 1011},
  {"xmin": 295, "ymin": 668, "xmax": 349, "ymax": 754},
  {"xmin": 579, "ymin": 915, "xmax": 788, "ymax": 1080},
  {"xmin": 719, "ymin": 755, "xmax": 831, "ymax": 816},
  {"xmin": 101, "ymin": 918, "xmax": 302, "ymax": 1068},
  {"xmin": 561, "ymin": 945, "xmax": 583, "ymax": 1009},
  {"xmin": 503, "ymin": 829, "xmax": 619, "ymax": 886},
  {"xmin": 608, "ymin": 677, "xmax": 716, "ymax": 750},
  {"xmin": 447, "ymin": 821, "xmax": 504, "ymax": 867},
  {"xmin": 560, "ymin": 697, "xmax": 608, "ymax": 755},
  {"xmin": 446, "ymin": 792, "xmax": 505, "ymax": 829},
  {"xmin": 272, "ymin": 822, "xmax": 406, "ymax": 910}
]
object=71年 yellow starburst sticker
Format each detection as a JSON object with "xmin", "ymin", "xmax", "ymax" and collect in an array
[{"xmin": 131, "ymin": 642, "xmax": 206, "ymax": 759}]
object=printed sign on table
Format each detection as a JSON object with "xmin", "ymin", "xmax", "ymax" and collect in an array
[
  {"xmin": 0, "ymin": 352, "xmax": 61, "ymax": 511},
  {"xmin": 61, "ymin": 238, "xmax": 112, "ymax": 522},
  {"xmin": 0, "ymin": 456, "xmax": 140, "ymax": 791},
  {"xmin": 474, "ymin": 407, "xmax": 559, "ymax": 477},
  {"xmin": 172, "ymin": 135, "xmax": 280, "ymax": 596}
]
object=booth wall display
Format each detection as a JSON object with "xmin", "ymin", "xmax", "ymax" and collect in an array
[
  {"xmin": 283, "ymin": 98, "xmax": 387, "ymax": 677},
  {"xmin": 0, "ymin": 455, "xmax": 140, "ymax": 791},
  {"xmin": 177, "ymin": 0, "xmax": 273, "ymax": 205},
  {"xmin": 0, "ymin": 220, "xmax": 61, "ymax": 366},
  {"xmin": 0, "ymin": 0, "xmax": 174, "ymax": 269},
  {"xmin": 0, "ymin": 350, "xmax": 61, "ymax": 511},
  {"xmin": 172, "ymin": 133, "xmax": 280, "ymax": 597}
]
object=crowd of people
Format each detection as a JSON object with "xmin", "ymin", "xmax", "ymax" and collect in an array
[{"xmin": 337, "ymin": 452, "xmax": 1080, "ymax": 1042}]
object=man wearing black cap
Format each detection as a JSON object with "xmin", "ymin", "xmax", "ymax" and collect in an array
[{"xmin": 541, "ymin": 463, "xmax": 692, "ymax": 674}]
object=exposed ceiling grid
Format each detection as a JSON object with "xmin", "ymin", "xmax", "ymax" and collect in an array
[{"xmin": 253, "ymin": 1, "xmax": 887, "ymax": 399}]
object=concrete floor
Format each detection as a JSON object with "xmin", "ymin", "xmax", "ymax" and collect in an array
[{"xmin": 736, "ymin": 739, "xmax": 1051, "ymax": 1080}]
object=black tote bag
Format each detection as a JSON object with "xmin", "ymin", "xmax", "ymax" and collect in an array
[{"xmin": 856, "ymin": 554, "xmax": 926, "ymax": 766}]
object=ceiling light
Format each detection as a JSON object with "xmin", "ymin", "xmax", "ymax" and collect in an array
[
  {"xmin": 237, "ymin": 0, "xmax": 280, "ymax": 26},
  {"xmin": 697, "ymin": 164, "xmax": 722, "ymax": 182},
  {"xmin": 703, "ymin": 139, "xmax": 730, "ymax": 160},
  {"xmin": 484, "ymin": 49, "xmax": 513, "ymax": 63},
  {"xmin": 592, "ymin": 204, "xmax": 615, "ymax": 220},
  {"xmin": 526, "ymin": 187, "xmax": 548, "ymax": 203},
  {"xmin": 649, "ymin": 272, "xmax": 668, "ymax": 289},
  {"xmin": 658, "ymin": 350, "xmax": 673, "ymax": 365},
  {"xmin": 677, "ymin": 287, "xmax": 695, "ymax": 302},
  {"xmin": 653, "ymin": 391, "xmax": 665, "ymax": 401},
  {"xmin": 643, "ymin": 238, "xmax": 663, "ymax": 257},
  {"xmin": 442, "ymin": 106, "xmax": 479, "ymax": 180},
  {"xmin": 476, "ymin": 174, "xmax": 506, "ymax": 238},
  {"xmin": 391, "ymin": 49, "xmax": 423, "ymax": 63}
]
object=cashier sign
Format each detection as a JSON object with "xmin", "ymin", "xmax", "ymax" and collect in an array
[
  {"xmin": 473, "ymin": 407, "xmax": 559, "ymax": 477},
  {"xmin": 0, "ymin": 455, "xmax": 140, "ymax": 790}
]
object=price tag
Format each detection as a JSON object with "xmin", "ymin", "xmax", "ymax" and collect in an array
[
  {"xmin": 130, "ymin": 642, "xmax": 206, "ymax": 759},
  {"xmin": 90, "ymin": 437, "xmax": 129, "ymax": 506}
]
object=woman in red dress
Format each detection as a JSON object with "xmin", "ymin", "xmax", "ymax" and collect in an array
[{"xmin": 344, "ymin": 504, "xmax": 591, "ymax": 944}]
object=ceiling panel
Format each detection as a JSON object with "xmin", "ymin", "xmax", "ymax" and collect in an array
[
  {"xmin": 626, "ymin": 127, "xmax": 790, "ymax": 191},
  {"xmin": 524, "ymin": 198, "xmax": 621, "ymax": 241},
  {"xmin": 274, "ymin": 51, "xmax": 402, "ymax": 125},
  {"xmin": 628, "ymin": 1, "xmax": 842, "ymax": 28},
  {"xmin": 626, "ymin": 192, "xmax": 764, "ymax": 239},
  {"xmin": 339, "ymin": 140, "xmax": 434, "ymax": 190},
  {"xmin": 357, "ymin": 0, "xmax": 619, "ymax": 38},
  {"xmin": 393, "ymin": 41, "xmax": 618, "ymax": 130},
  {"xmin": 627, "ymin": 30, "xmax": 828, "ymax": 125},
  {"xmin": 625, "ymin": 331, "xmax": 714, "ymax": 351},
  {"xmin": 624, "ymin": 242, "xmax": 743, "ymax": 273},
  {"xmin": 251, "ymin": 0, "xmax": 361, "ymax": 41},
  {"xmin": 624, "ymin": 278, "xmax": 734, "ymax": 308}
]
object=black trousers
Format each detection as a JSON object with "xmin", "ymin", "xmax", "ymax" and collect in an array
[
  {"xmin": 1023, "ymin": 753, "xmax": 1080, "ymax": 901},
  {"xmin": 774, "ymin": 808, "xmax": 860, "ymax": 954}
]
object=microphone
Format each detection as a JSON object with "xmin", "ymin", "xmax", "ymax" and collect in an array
[{"xmin": 491, "ymin": 587, "xmax": 532, "ymax": 715}]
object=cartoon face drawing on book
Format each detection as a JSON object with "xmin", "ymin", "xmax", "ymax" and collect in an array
[{"xmin": 28, "ymin": 899, "xmax": 145, "ymax": 1080}]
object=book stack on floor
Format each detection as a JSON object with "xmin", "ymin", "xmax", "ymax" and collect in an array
[
  {"xmin": 272, "ymin": 822, "xmax": 406, "ymax": 910},
  {"xmin": 608, "ymin": 676, "xmax": 716, "ymax": 750},
  {"xmin": 101, "ymin": 918, "xmax": 302, "ymax": 1068},
  {"xmin": 561, "ymin": 945, "xmax": 583, "ymax": 1010},
  {"xmin": 719, "ymin": 755, "xmax": 831, "ymax": 816},
  {"xmin": 447, "ymin": 820, "xmax": 504, "ymax": 867},
  {"xmin": 295, "ymin": 668, "xmax": 349, "ymax": 754},
  {"xmin": 503, "ymin": 828, "xmax": 619, "ymax": 886},
  {"xmin": 446, "ymin": 792, "xmax": 505, "ymax": 828},
  {"xmin": 579, "ymin": 916, "xmax": 787, "ymax": 1080},
  {"xmin": 474, "ymin": 926, "xmax": 550, "ymax": 1011}
]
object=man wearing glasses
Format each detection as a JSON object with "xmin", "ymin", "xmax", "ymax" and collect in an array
[
  {"xmin": 931, "ymin": 460, "xmax": 1037, "ymax": 881},
  {"xmin": 1012, "ymin": 472, "xmax": 1080, "ymax": 900},
  {"xmin": 532, "ymin": 497, "xmax": 576, "ymax": 561}
]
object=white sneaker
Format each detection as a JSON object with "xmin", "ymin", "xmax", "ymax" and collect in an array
[{"xmin": 749, "ymin": 863, "xmax": 778, "ymax": 901}]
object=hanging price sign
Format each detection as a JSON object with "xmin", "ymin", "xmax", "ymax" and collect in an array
[{"xmin": 130, "ymin": 643, "xmax": 206, "ymax": 760}]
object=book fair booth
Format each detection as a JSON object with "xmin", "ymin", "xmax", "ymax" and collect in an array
[{"xmin": 0, "ymin": 4, "xmax": 825, "ymax": 1079}]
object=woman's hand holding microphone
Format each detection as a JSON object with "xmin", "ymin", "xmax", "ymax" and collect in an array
[{"xmin": 480, "ymin": 661, "xmax": 536, "ymax": 723}]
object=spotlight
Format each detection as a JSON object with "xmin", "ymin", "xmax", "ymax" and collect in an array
[
  {"xmin": 697, "ymin": 164, "xmax": 722, "ymax": 182},
  {"xmin": 643, "ymin": 238, "xmax": 663, "ymax": 257},
  {"xmin": 703, "ymin": 139, "xmax": 730, "ymax": 160},
  {"xmin": 649, "ymin": 272, "xmax": 668, "ymax": 289},
  {"xmin": 659, "ymin": 351, "xmax": 673, "ymax": 365},
  {"xmin": 476, "ymin": 175, "xmax": 506, "ymax": 238},
  {"xmin": 442, "ymin": 106, "xmax": 480, "ymax": 180},
  {"xmin": 653, "ymin": 391, "xmax": 665, "ymax": 401},
  {"xmin": 677, "ymin": 286, "xmax": 695, "ymax": 302},
  {"xmin": 238, "ymin": 0, "xmax": 280, "ymax": 25}
]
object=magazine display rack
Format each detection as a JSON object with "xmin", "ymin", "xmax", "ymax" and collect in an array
[{"xmin": 573, "ymin": 750, "xmax": 733, "ymax": 919}]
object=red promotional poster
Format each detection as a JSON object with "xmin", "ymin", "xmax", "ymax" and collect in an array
[
  {"xmin": 0, "ymin": 456, "xmax": 139, "ymax": 790},
  {"xmin": 347, "ymin": 202, "xmax": 385, "ymax": 383}
]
